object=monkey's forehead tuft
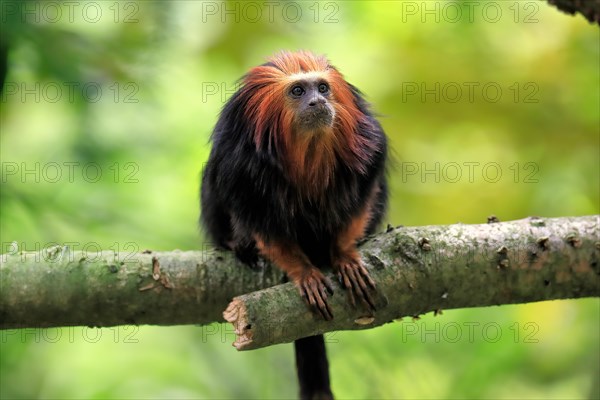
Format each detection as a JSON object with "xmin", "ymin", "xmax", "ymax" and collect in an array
[
  {"xmin": 285, "ymin": 71, "xmax": 331, "ymax": 83},
  {"xmin": 267, "ymin": 50, "xmax": 332, "ymax": 74}
]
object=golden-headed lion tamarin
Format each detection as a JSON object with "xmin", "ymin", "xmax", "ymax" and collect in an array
[{"xmin": 201, "ymin": 50, "xmax": 388, "ymax": 400}]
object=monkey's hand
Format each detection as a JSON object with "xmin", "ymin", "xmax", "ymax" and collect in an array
[
  {"xmin": 334, "ymin": 249, "xmax": 376, "ymax": 312},
  {"xmin": 294, "ymin": 268, "xmax": 335, "ymax": 321},
  {"xmin": 254, "ymin": 236, "xmax": 335, "ymax": 320}
]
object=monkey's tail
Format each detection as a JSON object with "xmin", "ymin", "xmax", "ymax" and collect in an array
[{"xmin": 294, "ymin": 335, "xmax": 334, "ymax": 400}]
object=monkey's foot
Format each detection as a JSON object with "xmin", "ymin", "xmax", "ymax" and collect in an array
[
  {"xmin": 295, "ymin": 268, "xmax": 334, "ymax": 321},
  {"xmin": 335, "ymin": 252, "xmax": 376, "ymax": 311}
]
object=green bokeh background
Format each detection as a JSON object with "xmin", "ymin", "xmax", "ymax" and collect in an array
[{"xmin": 1, "ymin": 1, "xmax": 598, "ymax": 399}]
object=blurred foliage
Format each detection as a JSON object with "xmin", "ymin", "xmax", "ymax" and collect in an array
[{"xmin": 0, "ymin": 1, "xmax": 598, "ymax": 399}]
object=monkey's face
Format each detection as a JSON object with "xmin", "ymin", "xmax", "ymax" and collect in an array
[{"xmin": 287, "ymin": 75, "xmax": 335, "ymax": 131}]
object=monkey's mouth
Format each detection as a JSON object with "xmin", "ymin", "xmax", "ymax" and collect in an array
[{"xmin": 297, "ymin": 105, "xmax": 335, "ymax": 130}]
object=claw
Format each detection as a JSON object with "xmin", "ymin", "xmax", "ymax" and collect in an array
[
  {"xmin": 336, "ymin": 254, "xmax": 377, "ymax": 312},
  {"xmin": 295, "ymin": 268, "xmax": 334, "ymax": 320},
  {"xmin": 359, "ymin": 263, "xmax": 376, "ymax": 288},
  {"xmin": 338, "ymin": 265, "xmax": 356, "ymax": 307},
  {"xmin": 324, "ymin": 276, "xmax": 335, "ymax": 295}
]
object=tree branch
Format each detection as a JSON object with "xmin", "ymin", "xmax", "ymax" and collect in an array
[
  {"xmin": 0, "ymin": 245, "xmax": 285, "ymax": 329},
  {"xmin": 547, "ymin": 0, "xmax": 600, "ymax": 25},
  {"xmin": 223, "ymin": 215, "xmax": 599, "ymax": 349},
  {"xmin": 1, "ymin": 216, "xmax": 598, "ymax": 352}
]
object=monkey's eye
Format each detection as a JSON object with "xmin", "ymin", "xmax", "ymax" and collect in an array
[
  {"xmin": 318, "ymin": 83, "xmax": 329, "ymax": 94},
  {"xmin": 291, "ymin": 86, "xmax": 304, "ymax": 97}
]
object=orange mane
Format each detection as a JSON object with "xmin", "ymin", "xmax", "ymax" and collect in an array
[{"xmin": 241, "ymin": 51, "xmax": 375, "ymax": 197}]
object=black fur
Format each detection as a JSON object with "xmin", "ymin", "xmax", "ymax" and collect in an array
[
  {"xmin": 201, "ymin": 82, "xmax": 387, "ymax": 263},
  {"xmin": 295, "ymin": 335, "xmax": 333, "ymax": 400},
  {"xmin": 200, "ymin": 70, "xmax": 388, "ymax": 400}
]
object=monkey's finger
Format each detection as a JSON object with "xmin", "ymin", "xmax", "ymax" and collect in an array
[
  {"xmin": 346, "ymin": 289, "xmax": 356, "ymax": 308},
  {"xmin": 318, "ymin": 282, "xmax": 329, "ymax": 302},
  {"xmin": 303, "ymin": 284, "xmax": 317, "ymax": 308},
  {"xmin": 351, "ymin": 261, "xmax": 377, "ymax": 308},
  {"xmin": 339, "ymin": 266, "xmax": 352, "ymax": 290},
  {"xmin": 323, "ymin": 276, "xmax": 335, "ymax": 295},
  {"xmin": 338, "ymin": 267, "xmax": 356, "ymax": 306},
  {"xmin": 323, "ymin": 300, "xmax": 334, "ymax": 320},
  {"xmin": 315, "ymin": 290, "xmax": 333, "ymax": 321},
  {"xmin": 353, "ymin": 265, "xmax": 370, "ymax": 294},
  {"xmin": 307, "ymin": 281, "xmax": 332, "ymax": 321},
  {"xmin": 318, "ymin": 304, "xmax": 333, "ymax": 321},
  {"xmin": 297, "ymin": 284, "xmax": 308, "ymax": 300},
  {"xmin": 311, "ymin": 291, "xmax": 330, "ymax": 320},
  {"xmin": 318, "ymin": 284, "xmax": 335, "ymax": 319},
  {"xmin": 359, "ymin": 263, "xmax": 376, "ymax": 288},
  {"xmin": 350, "ymin": 266, "xmax": 377, "ymax": 312},
  {"xmin": 337, "ymin": 272, "xmax": 345, "ymax": 287},
  {"xmin": 358, "ymin": 285, "xmax": 377, "ymax": 312}
]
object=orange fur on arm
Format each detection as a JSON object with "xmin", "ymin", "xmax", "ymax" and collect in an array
[
  {"xmin": 333, "ymin": 185, "xmax": 379, "ymax": 260},
  {"xmin": 253, "ymin": 235, "xmax": 312, "ymax": 282},
  {"xmin": 331, "ymin": 186, "xmax": 379, "ymax": 309},
  {"xmin": 254, "ymin": 234, "xmax": 334, "ymax": 320}
]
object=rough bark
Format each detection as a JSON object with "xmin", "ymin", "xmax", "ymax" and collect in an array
[
  {"xmin": 224, "ymin": 215, "xmax": 599, "ymax": 350},
  {"xmin": 547, "ymin": 0, "xmax": 600, "ymax": 25},
  {"xmin": 1, "ymin": 216, "xmax": 598, "ymax": 352},
  {"xmin": 0, "ymin": 246, "xmax": 284, "ymax": 329}
]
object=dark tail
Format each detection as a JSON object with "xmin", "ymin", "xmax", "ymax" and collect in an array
[{"xmin": 294, "ymin": 335, "xmax": 334, "ymax": 400}]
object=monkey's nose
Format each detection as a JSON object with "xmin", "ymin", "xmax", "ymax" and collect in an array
[{"xmin": 309, "ymin": 97, "xmax": 325, "ymax": 107}]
